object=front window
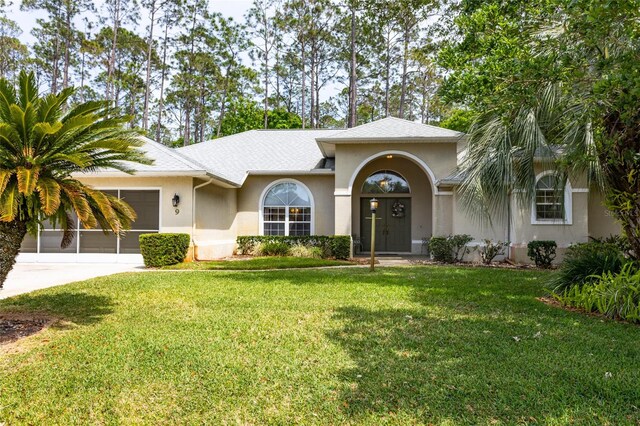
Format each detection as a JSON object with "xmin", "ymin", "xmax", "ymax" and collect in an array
[
  {"xmin": 362, "ymin": 170, "xmax": 410, "ymax": 194},
  {"xmin": 263, "ymin": 182, "xmax": 312, "ymax": 236},
  {"xmin": 535, "ymin": 175, "xmax": 564, "ymax": 220}
]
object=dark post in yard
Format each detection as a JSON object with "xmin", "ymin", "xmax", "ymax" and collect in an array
[{"xmin": 370, "ymin": 198, "xmax": 378, "ymax": 272}]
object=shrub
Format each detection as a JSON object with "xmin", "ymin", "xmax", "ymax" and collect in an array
[
  {"xmin": 550, "ymin": 242, "xmax": 627, "ymax": 293},
  {"xmin": 260, "ymin": 241, "xmax": 290, "ymax": 256},
  {"xmin": 590, "ymin": 234, "xmax": 633, "ymax": 258},
  {"xmin": 554, "ymin": 262, "xmax": 640, "ymax": 323},
  {"xmin": 251, "ymin": 242, "xmax": 265, "ymax": 256},
  {"xmin": 429, "ymin": 237, "xmax": 453, "ymax": 263},
  {"xmin": 450, "ymin": 234, "xmax": 473, "ymax": 262},
  {"xmin": 290, "ymin": 243, "xmax": 322, "ymax": 259},
  {"xmin": 479, "ymin": 239, "xmax": 509, "ymax": 264},
  {"xmin": 139, "ymin": 233, "xmax": 190, "ymax": 267},
  {"xmin": 429, "ymin": 234, "xmax": 474, "ymax": 263},
  {"xmin": 236, "ymin": 235, "xmax": 350, "ymax": 259},
  {"xmin": 331, "ymin": 235, "xmax": 351, "ymax": 260},
  {"xmin": 527, "ymin": 240, "xmax": 557, "ymax": 268}
]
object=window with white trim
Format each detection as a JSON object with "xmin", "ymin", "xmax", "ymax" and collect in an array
[
  {"xmin": 534, "ymin": 175, "xmax": 565, "ymax": 221},
  {"xmin": 262, "ymin": 182, "xmax": 312, "ymax": 236}
]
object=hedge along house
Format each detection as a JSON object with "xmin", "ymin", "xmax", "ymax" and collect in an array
[{"xmin": 17, "ymin": 117, "xmax": 619, "ymax": 264}]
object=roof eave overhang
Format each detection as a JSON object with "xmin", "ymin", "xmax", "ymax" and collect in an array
[
  {"xmin": 73, "ymin": 170, "xmax": 210, "ymax": 178},
  {"xmin": 315, "ymin": 136, "xmax": 463, "ymax": 143},
  {"xmin": 241, "ymin": 169, "xmax": 334, "ymax": 185}
]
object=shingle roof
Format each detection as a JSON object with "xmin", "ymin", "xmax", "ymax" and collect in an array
[
  {"xmin": 132, "ymin": 137, "xmax": 209, "ymax": 174},
  {"xmin": 176, "ymin": 129, "xmax": 338, "ymax": 185},
  {"xmin": 78, "ymin": 137, "xmax": 210, "ymax": 178},
  {"xmin": 316, "ymin": 117, "xmax": 464, "ymax": 142}
]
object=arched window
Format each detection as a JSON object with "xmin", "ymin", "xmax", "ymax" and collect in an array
[
  {"xmin": 533, "ymin": 173, "xmax": 572, "ymax": 224},
  {"xmin": 362, "ymin": 170, "xmax": 410, "ymax": 194},
  {"xmin": 262, "ymin": 181, "xmax": 313, "ymax": 236}
]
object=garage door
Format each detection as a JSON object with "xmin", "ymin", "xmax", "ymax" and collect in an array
[{"xmin": 18, "ymin": 189, "xmax": 160, "ymax": 263}]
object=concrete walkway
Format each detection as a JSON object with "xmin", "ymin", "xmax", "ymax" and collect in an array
[{"xmin": 0, "ymin": 263, "xmax": 144, "ymax": 300}]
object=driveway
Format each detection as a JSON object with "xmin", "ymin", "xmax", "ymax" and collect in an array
[{"xmin": 0, "ymin": 263, "xmax": 144, "ymax": 300}]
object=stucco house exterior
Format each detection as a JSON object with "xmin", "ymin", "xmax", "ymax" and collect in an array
[{"xmin": 17, "ymin": 117, "xmax": 619, "ymax": 264}]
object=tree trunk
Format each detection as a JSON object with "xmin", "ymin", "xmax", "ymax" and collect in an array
[
  {"xmin": 216, "ymin": 68, "xmax": 231, "ymax": 137},
  {"xmin": 62, "ymin": 3, "xmax": 71, "ymax": 89},
  {"xmin": 156, "ymin": 19, "xmax": 170, "ymax": 143},
  {"xmin": 143, "ymin": 1, "xmax": 157, "ymax": 131},
  {"xmin": 347, "ymin": 6, "xmax": 357, "ymax": 128},
  {"xmin": 0, "ymin": 221, "xmax": 27, "ymax": 288},
  {"xmin": 107, "ymin": 0, "xmax": 122, "ymax": 101},
  {"xmin": 398, "ymin": 30, "xmax": 409, "ymax": 119}
]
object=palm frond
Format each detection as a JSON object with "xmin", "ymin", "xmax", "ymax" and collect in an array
[
  {"xmin": 16, "ymin": 166, "xmax": 40, "ymax": 196},
  {"xmin": 0, "ymin": 180, "xmax": 19, "ymax": 221},
  {"xmin": 17, "ymin": 70, "xmax": 38, "ymax": 110},
  {"xmin": 36, "ymin": 177, "xmax": 61, "ymax": 216}
]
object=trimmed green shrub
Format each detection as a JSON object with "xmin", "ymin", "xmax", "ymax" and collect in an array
[
  {"xmin": 479, "ymin": 239, "xmax": 509, "ymax": 265},
  {"xmin": 550, "ymin": 242, "xmax": 627, "ymax": 293},
  {"xmin": 527, "ymin": 240, "xmax": 557, "ymax": 268},
  {"xmin": 331, "ymin": 235, "xmax": 351, "ymax": 260},
  {"xmin": 261, "ymin": 241, "xmax": 290, "ymax": 256},
  {"xmin": 554, "ymin": 262, "xmax": 640, "ymax": 323},
  {"xmin": 429, "ymin": 237, "xmax": 453, "ymax": 263},
  {"xmin": 429, "ymin": 234, "xmax": 474, "ymax": 263},
  {"xmin": 139, "ymin": 233, "xmax": 190, "ymax": 267},
  {"xmin": 236, "ymin": 235, "xmax": 351, "ymax": 259}
]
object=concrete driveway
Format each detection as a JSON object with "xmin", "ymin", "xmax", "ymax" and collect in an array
[{"xmin": 0, "ymin": 263, "xmax": 144, "ymax": 300}]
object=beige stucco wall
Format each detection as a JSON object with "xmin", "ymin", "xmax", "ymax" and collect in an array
[
  {"xmin": 236, "ymin": 174, "xmax": 335, "ymax": 237},
  {"xmin": 334, "ymin": 142, "xmax": 457, "ymax": 191},
  {"xmin": 193, "ymin": 181, "xmax": 238, "ymax": 259},
  {"xmin": 79, "ymin": 176, "xmax": 194, "ymax": 234},
  {"xmin": 350, "ymin": 156, "xmax": 432, "ymax": 253},
  {"xmin": 588, "ymin": 190, "xmax": 621, "ymax": 238}
]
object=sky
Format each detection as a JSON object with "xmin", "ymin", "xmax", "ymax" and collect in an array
[{"xmin": 8, "ymin": 0, "xmax": 255, "ymax": 44}]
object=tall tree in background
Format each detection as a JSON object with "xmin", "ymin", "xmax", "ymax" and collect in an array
[
  {"xmin": 141, "ymin": 0, "xmax": 165, "ymax": 131},
  {"xmin": 0, "ymin": 17, "xmax": 28, "ymax": 80},
  {"xmin": 101, "ymin": 0, "xmax": 139, "ymax": 100},
  {"xmin": 246, "ymin": 0, "xmax": 278, "ymax": 129}
]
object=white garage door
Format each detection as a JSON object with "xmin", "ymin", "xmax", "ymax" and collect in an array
[{"xmin": 18, "ymin": 189, "xmax": 160, "ymax": 263}]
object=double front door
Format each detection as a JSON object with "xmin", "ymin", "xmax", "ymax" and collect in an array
[{"xmin": 360, "ymin": 198, "xmax": 411, "ymax": 253}]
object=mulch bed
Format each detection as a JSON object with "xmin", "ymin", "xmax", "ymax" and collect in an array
[{"xmin": 0, "ymin": 314, "xmax": 51, "ymax": 345}]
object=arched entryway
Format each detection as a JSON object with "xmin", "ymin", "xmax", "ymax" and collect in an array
[{"xmin": 350, "ymin": 153, "xmax": 434, "ymax": 254}]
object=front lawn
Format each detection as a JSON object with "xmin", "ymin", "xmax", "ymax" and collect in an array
[
  {"xmin": 162, "ymin": 256, "xmax": 354, "ymax": 270},
  {"xmin": 1, "ymin": 267, "xmax": 639, "ymax": 424}
]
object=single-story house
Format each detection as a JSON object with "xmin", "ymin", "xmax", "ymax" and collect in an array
[{"xmin": 17, "ymin": 117, "xmax": 619, "ymax": 264}]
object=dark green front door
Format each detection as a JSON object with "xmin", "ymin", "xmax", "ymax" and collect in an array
[{"xmin": 360, "ymin": 198, "xmax": 411, "ymax": 252}]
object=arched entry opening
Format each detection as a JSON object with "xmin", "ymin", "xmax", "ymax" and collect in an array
[{"xmin": 351, "ymin": 154, "xmax": 434, "ymax": 254}]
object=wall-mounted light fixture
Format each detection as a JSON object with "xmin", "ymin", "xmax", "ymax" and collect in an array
[{"xmin": 172, "ymin": 193, "xmax": 180, "ymax": 215}]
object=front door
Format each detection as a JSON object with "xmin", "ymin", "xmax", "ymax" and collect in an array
[{"xmin": 360, "ymin": 198, "xmax": 411, "ymax": 253}]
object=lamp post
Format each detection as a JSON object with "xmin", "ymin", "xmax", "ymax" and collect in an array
[{"xmin": 370, "ymin": 198, "xmax": 378, "ymax": 272}]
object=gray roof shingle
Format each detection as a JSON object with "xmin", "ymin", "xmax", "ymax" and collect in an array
[
  {"xmin": 316, "ymin": 117, "xmax": 464, "ymax": 142},
  {"xmin": 176, "ymin": 129, "xmax": 338, "ymax": 185}
]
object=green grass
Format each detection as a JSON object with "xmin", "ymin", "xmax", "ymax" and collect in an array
[
  {"xmin": 162, "ymin": 256, "xmax": 354, "ymax": 270},
  {"xmin": 1, "ymin": 267, "xmax": 639, "ymax": 425}
]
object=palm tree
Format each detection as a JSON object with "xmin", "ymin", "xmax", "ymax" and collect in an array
[
  {"xmin": 455, "ymin": 3, "xmax": 640, "ymax": 261},
  {"xmin": 458, "ymin": 80, "xmax": 639, "ymax": 260},
  {"xmin": 0, "ymin": 71, "xmax": 150, "ymax": 286}
]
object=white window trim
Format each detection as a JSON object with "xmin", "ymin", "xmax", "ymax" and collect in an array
[
  {"xmin": 531, "ymin": 171, "xmax": 572, "ymax": 225},
  {"xmin": 259, "ymin": 179, "xmax": 315, "ymax": 236}
]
